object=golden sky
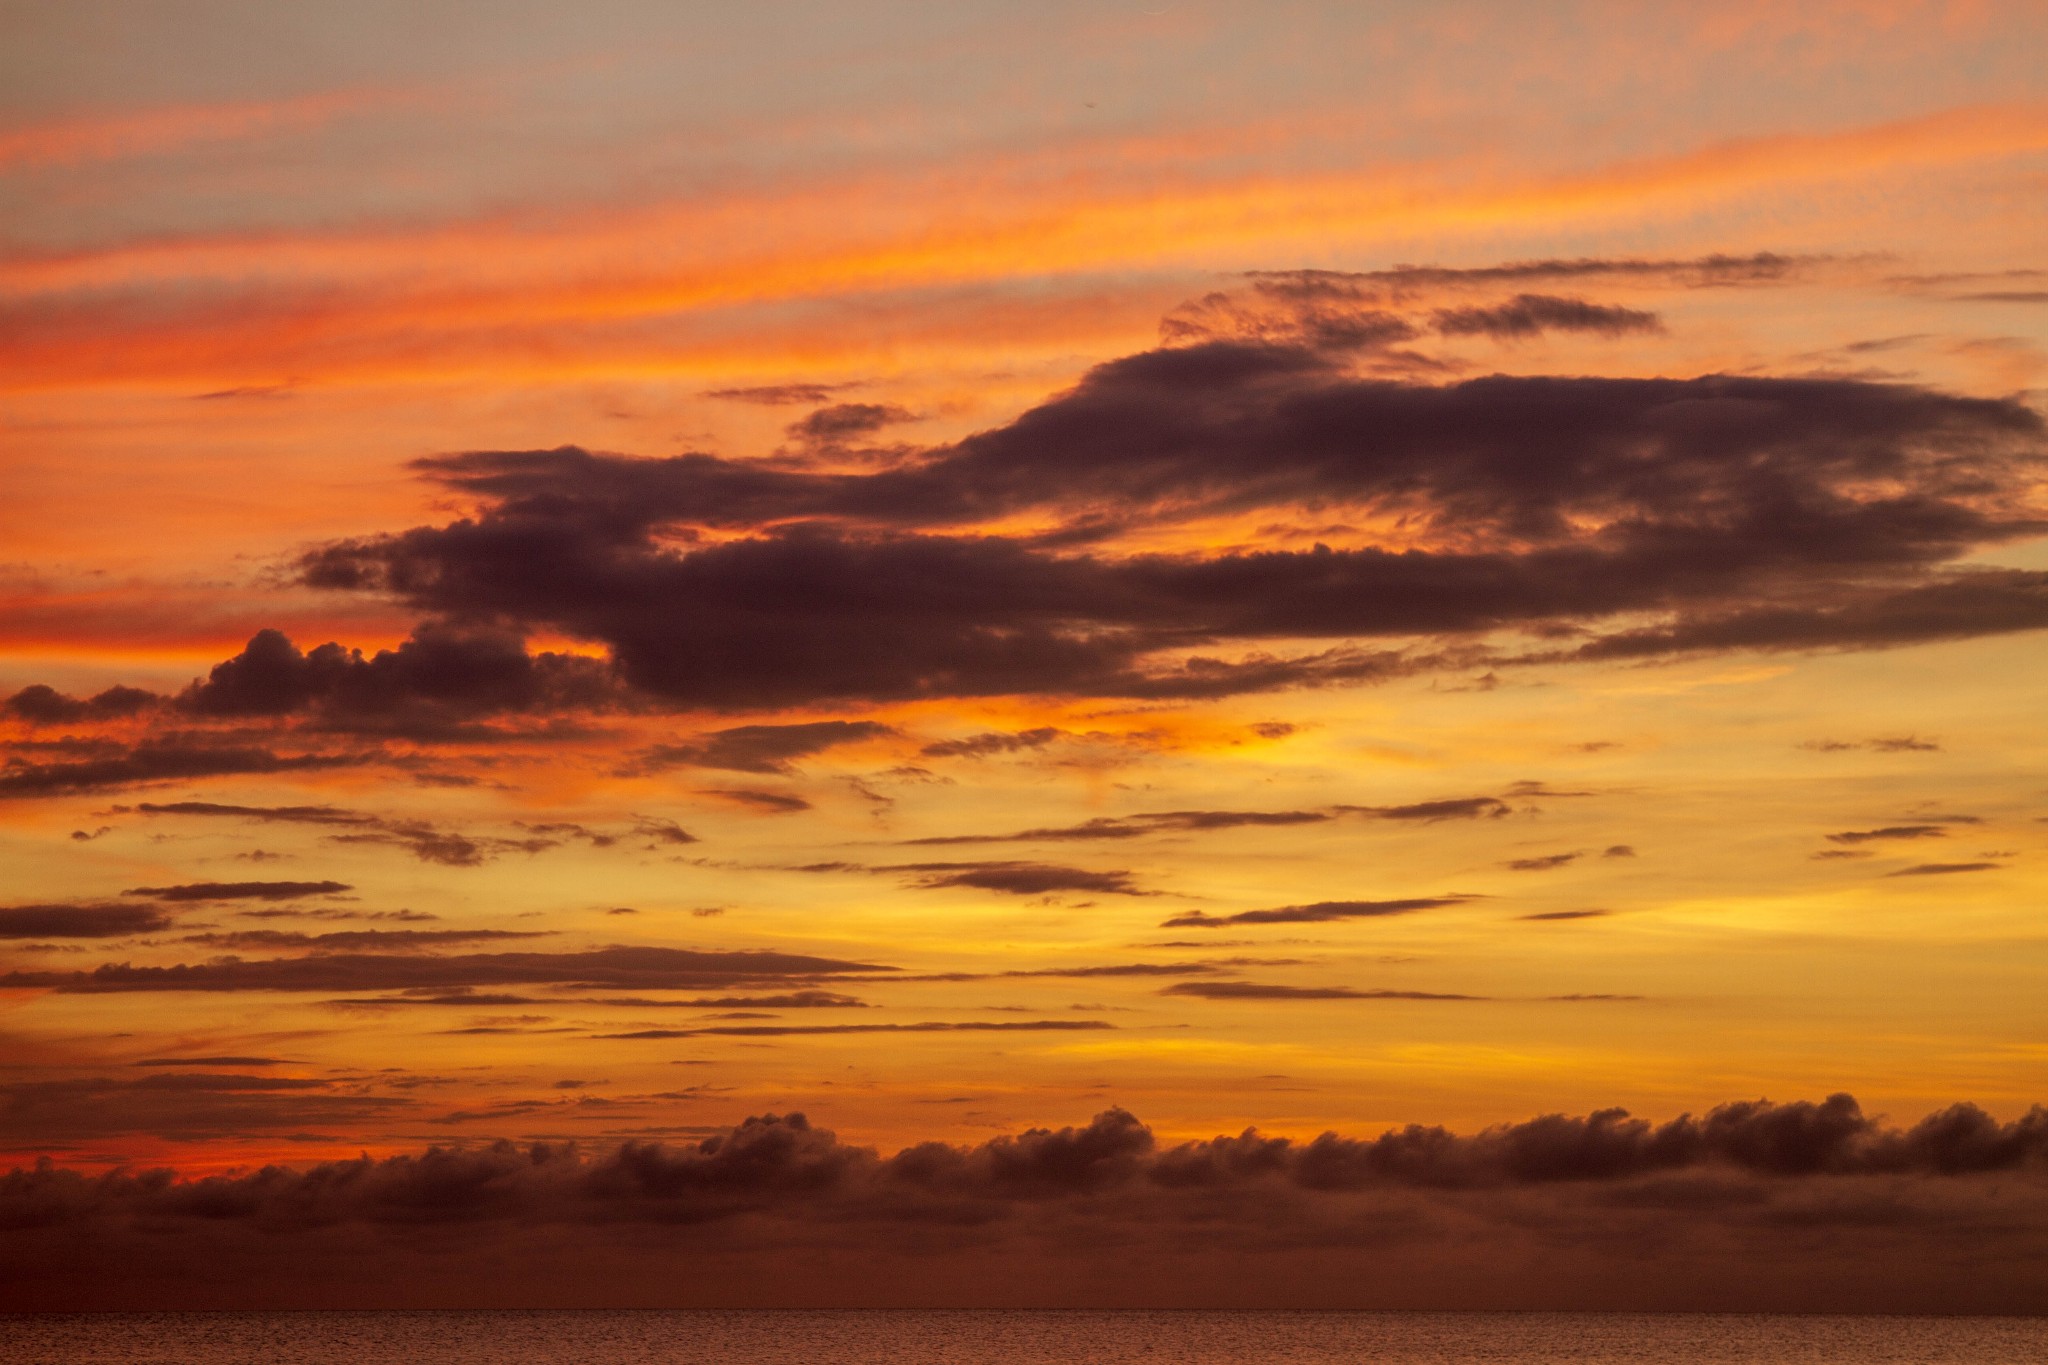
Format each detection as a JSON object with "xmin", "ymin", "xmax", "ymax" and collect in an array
[{"xmin": 2, "ymin": 0, "xmax": 2045, "ymax": 1311}]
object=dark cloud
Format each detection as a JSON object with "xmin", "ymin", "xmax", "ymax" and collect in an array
[
  {"xmin": 124, "ymin": 880, "xmax": 351, "ymax": 902},
  {"xmin": 178, "ymin": 929, "xmax": 551, "ymax": 952},
  {"xmin": 785, "ymin": 403, "xmax": 915, "ymax": 444},
  {"xmin": 1884, "ymin": 862, "xmax": 2001, "ymax": 876},
  {"xmin": 1519, "ymin": 910, "xmax": 1611, "ymax": 922},
  {"xmin": 133, "ymin": 1057, "xmax": 287, "ymax": 1067},
  {"xmin": 125, "ymin": 800, "xmax": 666, "ymax": 866},
  {"xmin": 178, "ymin": 627, "xmax": 616, "ymax": 729},
  {"xmin": 702, "ymin": 382, "xmax": 863, "ymax": 406},
  {"xmin": 0, "ymin": 1096, "xmax": 2039, "ymax": 1309},
  {"xmin": 1431, "ymin": 294, "xmax": 1663, "ymax": 339},
  {"xmin": 907, "ymin": 808, "xmax": 1332, "ymax": 844},
  {"xmin": 1503, "ymin": 853, "xmax": 1580, "ymax": 872},
  {"xmin": 4, "ymin": 684, "xmax": 157, "ymax": 725},
  {"xmin": 1161, "ymin": 897, "xmax": 1470, "ymax": 928},
  {"xmin": 133, "ymin": 800, "xmax": 368, "ymax": 826},
  {"xmin": 638, "ymin": 721, "xmax": 894, "ymax": 774},
  {"xmin": 287, "ymin": 347, "xmax": 2047, "ymax": 708},
  {"xmin": 919, "ymin": 727, "xmax": 1065, "ymax": 758},
  {"xmin": 0, "ymin": 741, "xmax": 354, "ymax": 798},
  {"xmin": 0, "ymin": 945, "xmax": 888, "ymax": 994},
  {"xmin": 699, "ymin": 789, "xmax": 812, "ymax": 813},
  {"xmin": 880, "ymin": 861, "xmax": 1148, "ymax": 896},
  {"xmin": 1826, "ymin": 824, "xmax": 1950, "ymax": 844},
  {"xmin": 3, "ymin": 1094, "xmax": 2046, "ymax": 1310},
  {"xmin": 1340, "ymin": 797, "xmax": 1513, "ymax": 821},
  {"xmin": 911, "ymin": 796, "xmax": 1515, "ymax": 845},
  {"xmin": 1801, "ymin": 735, "xmax": 1941, "ymax": 752},
  {"xmin": 597, "ymin": 1020, "xmax": 1115, "ymax": 1039},
  {"xmin": 1162, "ymin": 981, "xmax": 1485, "ymax": 1001},
  {"xmin": 1246, "ymin": 253, "xmax": 1814, "ymax": 294},
  {"xmin": 0, "ymin": 903, "xmax": 173, "ymax": 939}
]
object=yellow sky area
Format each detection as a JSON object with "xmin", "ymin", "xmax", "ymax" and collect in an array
[{"xmin": 3, "ymin": 626, "xmax": 2041, "ymax": 1161}]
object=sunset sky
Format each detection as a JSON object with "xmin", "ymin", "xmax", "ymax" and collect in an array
[{"xmin": 3, "ymin": 1, "xmax": 2047, "ymax": 1310}]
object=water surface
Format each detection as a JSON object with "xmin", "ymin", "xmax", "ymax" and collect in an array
[{"xmin": 5, "ymin": 1310, "xmax": 2043, "ymax": 1365}]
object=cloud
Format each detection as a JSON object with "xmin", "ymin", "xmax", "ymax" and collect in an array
[
  {"xmin": 1430, "ymin": 294, "xmax": 1664, "ymax": 339},
  {"xmin": 133, "ymin": 1057, "xmax": 287, "ymax": 1067},
  {"xmin": 0, "ymin": 945, "xmax": 889, "ymax": 994},
  {"xmin": 177, "ymin": 627, "xmax": 616, "ymax": 728},
  {"xmin": 698, "ymin": 790, "xmax": 812, "ymax": 813},
  {"xmin": 1245, "ymin": 253, "xmax": 1814, "ymax": 293},
  {"xmin": 178, "ymin": 929, "xmax": 551, "ymax": 952},
  {"xmin": 1825, "ymin": 825, "xmax": 1949, "ymax": 843},
  {"xmin": 1162, "ymin": 981, "xmax": 1485, "ymax": 1001},
  {"xmin": 1161, "ymin": 897, "xmax": 1470, "ymax": 928},
  {"xmin": 283, "ymin": 350, "xmax": 2047, "ymax": 709},
  {"xmin": 785, "ymin": 403, "xmax": 915, "ymax": 444},
  {"xmin": 1801, "ymin": 736, "xmax": 1941, "ymax": 752},
  {"xmin": 912, "ymin": 796, "xmax": 1517, "ymax": 845},
  {"xmin": 907, "ymin": 808, "xmax": 1333, "ymax": 844},
  {"xmin": 1884, "ymin": 862, "xmax": 2001, "ymax": 876},
  {"xmin": 4, "ymin": 684, "xmax": 158, "ymax": 725},
  {"xmin": 702, "ymin": 383, "xmax": 862, "ymax": 406},
  {"xmin": 597, "ymin": 1020, "xmax": 1114, "ymax": 1039},
  {"xmin": 919, "ymin": 727, "xmax": 1065, "ymax": 758},
  {"xmin": 880, "ymin": 861, "xmax": 1149, "ymax": 896},
  {"xmin": 1519, "ymin": 910, "xmax": 1611, "ymax": 922},
  {"xmin": 637, "ymin": 721, "xmax": 894, "ymax": 774},
  {"xmin": 0, "ymin": 903, "xmax": 174, "ymax": 938},
  {"xmin": 124, "ymin": 800, "xmax": 670, "ymax": 866},
  {"xmin": 7, "ymin": 1091, "xmax": 2044, "ymax": 1311},
  {"xmin": 0, "ymin": 742, "xmax": 355, "ymax": 797},
  {"xmin": 123, "ymin": 880, "xmax": 352, "ymax": 902},
  {"xmin": 1502, "ymin": 853, "xmax": 1580, "ymax": 872}
]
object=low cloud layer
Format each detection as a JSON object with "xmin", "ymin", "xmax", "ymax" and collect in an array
[{"xmin": 4, "ymin": 1094, "xmax": 2044, "ymax": 1311}]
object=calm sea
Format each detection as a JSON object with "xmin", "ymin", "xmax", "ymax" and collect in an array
[{"xmin": 1, "ymin": 1311, "xmax": 2043, "ymax": 1365}]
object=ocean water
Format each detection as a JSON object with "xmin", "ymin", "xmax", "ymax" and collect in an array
[{"xmin": 2, "ymin": 1311, "xmax": 2044, "ymax": 1365}]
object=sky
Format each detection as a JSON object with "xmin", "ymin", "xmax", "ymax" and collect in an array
[{"xmin": 3, "ymin": 0, "xmax": 2047, "ymax": 1311}]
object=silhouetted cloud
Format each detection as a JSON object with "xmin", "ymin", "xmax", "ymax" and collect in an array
[
  {"xmin": 597, "ymin": 1020, "xmax": 1114, "ymax": 1039},
  {"xmin": 282, "ymin": 349, "xmax": 2046, "ymax": 709},
  {"xmin": 123, "ymin": 880, "xmax": 351, "ymax": 902},
  {"xmin": 1162, "ymin": 897, "xmax": 1470, "ymax": 928},
  {"xmin": 0, "ymin": 742, "xmax": 355, "ymax": 797},
  {"xmin": 785, "ymin": 403, "xmax": 915, "ymax": 444},
  {"xmin": 702, "ymin": 382, "xmax": 862, "ymax": 405},
  {"xmin": 2, "ymin": 1093, "xmax": 2046, "ymax": 1309},
  {"xmin": 1502, "ymin": 853, "xmax": 1580, "ymax": 872},
  {"xmin": 125, "ymin": 800, "xmax": 678, "ymax": 866},
  {"xmin": 698, "ymin": 789, "xmax": 812, "ymax": 813},
  {"xmin": 4, "ymin": 684, "xmax": 158, "ymax": 725},
  {"xmin": 637, "ymin": 721, "xmax": 894, "ymax": 774},
  {"xmin": 1162, "ymin": 981, "xmax": 1485, "ymax": 1001},
  {"xmin": 0, "ymin": 903, "xmax": 173, "ymax": 938},
  {"xmin": 1884, "ymin": 862, "xmax": 2001, "ymax": 876},
  {"xmin": 0, "ymin": 945, "xmax": 888, "ymax": 994},
  {"xmin": 1431, "ymin": 294, "xmax": 1663, "ymax": 338},
  {"xmin": 178, "ymin": 627, "xmax": 616, "ymax": 728},
  {"xmin": 881, "ymin": 861, "xmax": 1149, "ymax": 896},
  {"xmin": 0, "ymin": 1073, "xmax": 409, "ymax": 1142},
  {"xmin": 179, "ymin": 929, "xmax": 551, "ymax": 952},
  {"xmin": 1825, "ymin": 825, "xmax": 1949, "ymax": 844},
  {"xmin": 919, "ymin": 727, "xmax": 1064, "ymax": 758}
]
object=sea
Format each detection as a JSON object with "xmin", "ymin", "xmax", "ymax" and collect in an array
[{"xmin": 2, "ymin": 1311, "xmax": 2044, "ymax": 1365}]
